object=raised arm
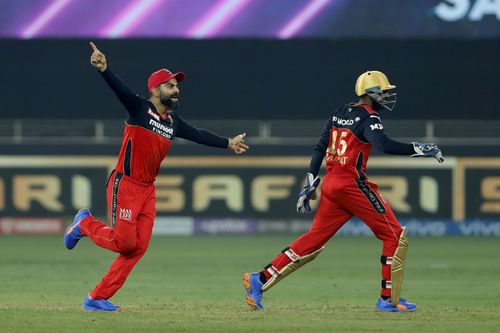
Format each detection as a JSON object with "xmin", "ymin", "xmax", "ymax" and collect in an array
[{"xmin": 89, "ymin": 42, "xmax": 145, "ymax": 115}]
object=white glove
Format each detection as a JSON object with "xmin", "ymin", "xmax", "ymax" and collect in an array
[
  {"xmin": 411, "ymin": 142, "xmax": 444, "ymax": 163},
  {"xmin": 296, "ymin": 173, "xmax": 321, "ymax": 213}
]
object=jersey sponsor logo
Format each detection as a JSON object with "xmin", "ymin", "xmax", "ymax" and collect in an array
[
  {"xmin": 148, "ymin": 109, "xmax": 160, "ymax": 121},
  {"xmin": 111, "ymin": 173, "xmax": 123, "ymax": 228},
  {"xmin": 370, "ymin": 123, "xmax": 384, "ymax": 131},
  {"xmin": 149, "ymin": 118, "xmax": 174, "ymax": 139},
  {"xmin": 355, "ymin": 179, "xmax": 386, "ymax": 214},
  {"xmin": 332, "ymin": 116, "xmax": 354, "ymax": 126},
  {"xmin": 119, "ymin": 208, "xmax": 133, "ymax": 221}
]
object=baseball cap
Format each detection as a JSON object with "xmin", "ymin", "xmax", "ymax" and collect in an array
[{"xmin": 147, "ymin": 68, "xmax": 185, "ymax": 92}]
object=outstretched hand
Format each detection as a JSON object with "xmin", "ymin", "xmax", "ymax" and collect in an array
[
  {"xmin": 228, "ymin": 133, "xmax": 249, "ymax": 154},
  {"xmin": 411, "ymin": 142, "xmax": 444, "ymax": 163},
  {"xmin": 89, "ymin": 42, "xmax": 107, "ymax": 72}
]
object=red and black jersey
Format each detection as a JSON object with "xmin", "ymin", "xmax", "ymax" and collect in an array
[
  {"xmin": 309, "ymin": 104, "xmax": 414, "ymax": 179},
  {"xmin": 100, "ymin": 69, "xmax": 228, "ymax": 183}
]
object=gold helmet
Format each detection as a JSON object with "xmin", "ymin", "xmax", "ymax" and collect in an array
[{"xmin": 355, "ymin": 71, "xmax": 397, "ymax": 111}]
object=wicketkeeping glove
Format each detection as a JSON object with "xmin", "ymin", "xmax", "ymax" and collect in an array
[
  {"xmin": 296, "ymin": 173, "xmax": 321, "ymax": 213},
  {"xmin": 411, "ymin": 142, "xmax": 445, "ymax": 163}
]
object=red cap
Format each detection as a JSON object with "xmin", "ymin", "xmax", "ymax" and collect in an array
[{"xmin": 147, "ymin": 68, "xmax": 185, "ymax": 92}]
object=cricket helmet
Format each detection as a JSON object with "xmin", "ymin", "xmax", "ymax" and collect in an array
[{"xmin": 355, "ymin": 71, "xmax": 397, "ymax": 111}]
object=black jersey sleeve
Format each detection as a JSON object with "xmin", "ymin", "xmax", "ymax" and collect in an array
[
  {"xmin": 361, "ymin": 115, "xmax": 414, "ymax": 155},
  {"xmin": 175, "ymin": 114, "xmax": 229, "ymax": 148},
  {"xmin": 309, "ymin": 117, "xmax": 332, "ymax": 177},
  {"xmin": 99, "ymin": 68, "xmax": 146, "ymax": 116}
]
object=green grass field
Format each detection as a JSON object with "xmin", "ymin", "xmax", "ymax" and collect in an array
[{"xmin": 1, "ymin": 235, "xmax": 499, "ymax": 333}]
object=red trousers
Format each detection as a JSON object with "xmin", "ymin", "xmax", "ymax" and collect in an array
[
  {"xmin": 266, "ymin": 174, "xmax": 403, "ymax": 297},
  {"xmin": 80, "ymin": 171, "xmax": 156, "ymax": 299}
]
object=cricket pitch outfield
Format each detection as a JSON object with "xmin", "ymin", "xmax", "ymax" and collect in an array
[{"xmin": 0, "ymin": 235, "xmax": 499, "ymax": 333}]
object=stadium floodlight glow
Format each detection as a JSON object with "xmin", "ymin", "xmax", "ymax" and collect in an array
[
  {"xmin": 21, "ymin": 0, "xmax": 73, "ymax": 39},
  {"xmin": 100, "ymin": 0, "xmax": 165, "ymax": 38},
  {"xmin": 277, "ymin": 0, "xmax": 331, "ymax": 39},
  {"xmin": 186, "ymin": 0, "xmax": 251, "ymax": 39}
]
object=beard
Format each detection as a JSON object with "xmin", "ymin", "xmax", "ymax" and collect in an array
[{"xmin": 160, "ymin": 94, "xmax": 179, "ymax": 109}]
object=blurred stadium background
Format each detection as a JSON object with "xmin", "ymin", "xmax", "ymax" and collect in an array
[
  {"xmin": 1, "ymin": 0, "xmax": 499, "ymax": 236},
  {"xmin": 1, "ymin": 0, "xmax": 500, "ymax": 332}
]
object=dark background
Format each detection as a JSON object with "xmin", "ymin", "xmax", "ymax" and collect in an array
[{"xmin": 2, "ymin": 38, "xmax": 499, "ymax": 121}]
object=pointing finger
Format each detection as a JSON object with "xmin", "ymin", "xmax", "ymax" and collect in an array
[{"xmin": 90, "ymin": 41, "xmax": 99, "ymax": 52}]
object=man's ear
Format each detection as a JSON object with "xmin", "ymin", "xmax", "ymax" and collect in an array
[{"xmin": 151, "ymin": 87, "xmax": 159, "ymax": 97}]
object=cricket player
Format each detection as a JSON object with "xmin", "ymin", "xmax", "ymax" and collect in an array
[
  {"xmin": 64, "ymin": 42, "xmax": 249, "ymax": 312},
  {"xmin": 244, "ymin": 70, "xmax": 444, "ymax": 312}
]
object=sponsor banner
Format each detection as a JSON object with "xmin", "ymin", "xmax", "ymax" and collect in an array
[
  {"xmin": 256, "ymin": 218, "xmax": 500, "ymax": 237},
  {"xmin": 156, "ymin": 160, "xmax": 453, "ymax": 220},
  {"xmin": 194, "ymin": 218, "xmax": 257, "ymax": 235},
  {"xmin": 0, "ymin": 217, "xmax": 63, "ymax": 234},
  {"xmin": 464, "ymin": 168, "xmax": 500, "ymax": 219},
  {"xmin": 0, "ymin": 165, "xmax": 109, "ymax": 217},
  {"xmin": 1, "ymin": 156, "xmax": 500, "ymax": 221},
  {"xmin": 153, "ymin": 217, "xmax": 194, "ymax": 236},
  {"xmin": 290, "ymin": 220, "xmax": 313, "ymax": 234},
  {"xmin": 449, "ymin": 221, "xmax": 500, "ymax": 237},
  {"xmin": 257, "ymin": 220, "xmax": 290, "ymax": 233},
  {"xmin": 346, "ymin": 219, "xmax": 500, "ymax": 237}
]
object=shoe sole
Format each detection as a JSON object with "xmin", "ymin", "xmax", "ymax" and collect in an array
[
  {"xmin": 375, "ymin": 306, "xmax": 416, "ymax": 313},
  {"xmin": 243, "ymin": 273, "xmax": 259, "ymax": 310},
  {"xmin": 82, "ymin": 304, "xmax": 123, "ymax": 312}
]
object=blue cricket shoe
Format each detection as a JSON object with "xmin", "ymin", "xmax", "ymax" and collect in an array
[
  {"xmin": 375, "ymin": 297, "xmax": 417, "ymax": 312},
  {"xmin": 64, "ymin": 208, "xmax": 91, "ymax": 250},
  {"xmin": 243, "ymin": 272, "xmax": 264, "ymax": 310},
  {"xmin": 82, "ymin": 296, "xmax": 122, "ymax": 312}
]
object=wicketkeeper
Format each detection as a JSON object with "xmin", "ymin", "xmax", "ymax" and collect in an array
[{"xmin": 244, "ymin": 70, "xmax": 444, "ymax": 312}]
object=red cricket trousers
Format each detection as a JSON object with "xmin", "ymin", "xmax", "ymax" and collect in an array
[
  {"xmin": 267, "ymin": 173, "xmax": 403, "ymax": 297},
  {"xmin": 79, "ymin": 170, "xmax": 156, "ymax": 299}
]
